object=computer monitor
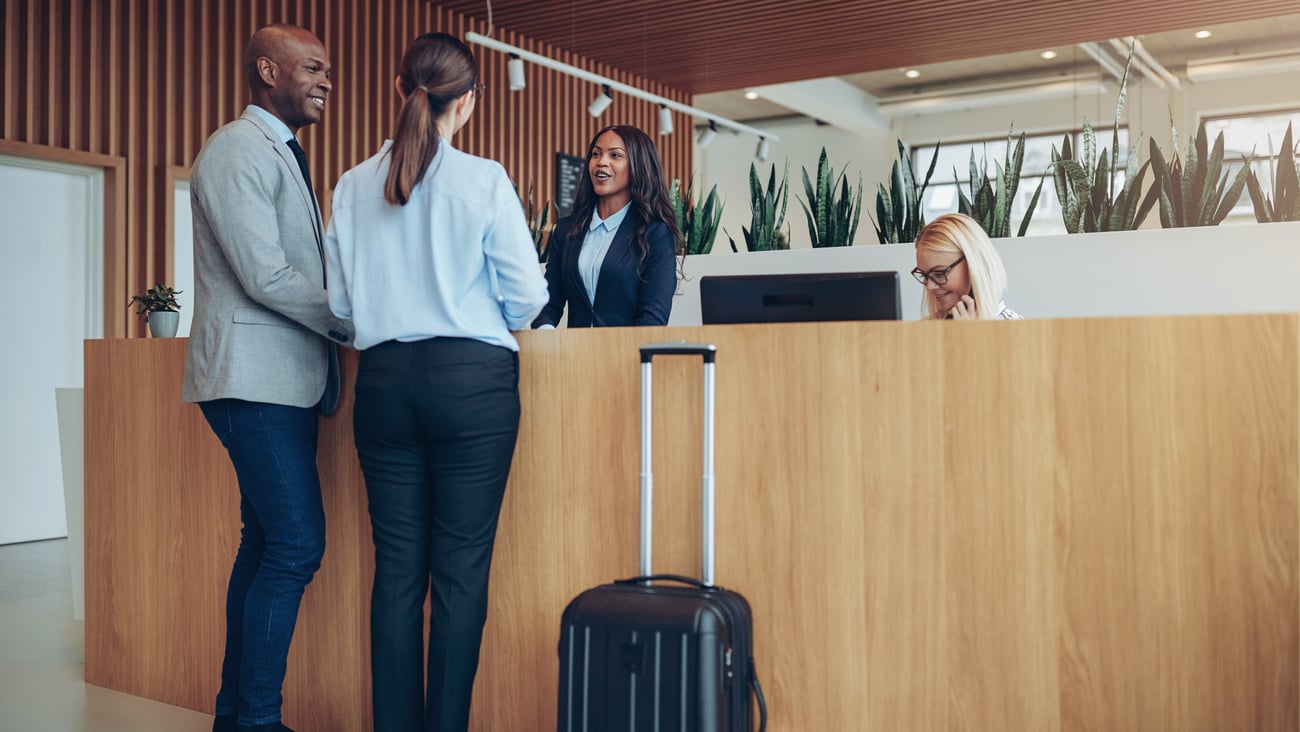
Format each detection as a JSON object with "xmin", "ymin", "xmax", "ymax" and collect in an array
[{"xmin": 699, "ymin": 271, "xmax": 902, "ymax": 325}]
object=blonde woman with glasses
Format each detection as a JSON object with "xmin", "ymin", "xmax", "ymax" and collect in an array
[{"xmin": 911, "ymin": 213, "xmax": 1023, "ymax": 320}]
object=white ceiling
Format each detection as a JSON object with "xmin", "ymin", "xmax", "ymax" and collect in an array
[{"xmin": 694, "ymin": 14, "xmax": 1300, "ymax": 124}]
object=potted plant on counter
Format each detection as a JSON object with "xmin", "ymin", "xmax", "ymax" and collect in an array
[
  {"xmin": 1049, "ymin": 47, "xmax": 1159, "ymax": 234},
  {"xmin": 728, "ymin": 161, "xmax": 790, "ymax": 252},
  {"xmin": 671, "ymin": 176, "xmax": 724, "ymax": 255},
  {"xmin": 1148, "ymin": 121, "xmax": 1252, "ymax": 228},
  {"xmin": 1244, "ymin": 122, "xmax": 1299, "ymax": 223},
  {"xmin": 799, "ymin": 147, "xmax": 863, "ymax": 247},
  {"xmin": 958, "ymin": 129, "xmax": 1043, "ymax": 238},
  {"xmin": 128, "ymin": 284, "xmax": 182, "ymax": 338},
  {"xmin": 871, "ymin": 139, "xmax": 939, "ymax": 244}
]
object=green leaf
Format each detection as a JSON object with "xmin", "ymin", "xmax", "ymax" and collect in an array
[
  {"xmin": 775, "ymin": 160, "xmax": 789, "ymax": 239},
  {"xmin": 1007, "ymin": 132, "xmax": 1025, "ymax": 201},
  {"xmin": 1018, "ymin": 177, "xmax": 1044, "ymax": 237},
  {"xmin": 848, "ymin": 174, "xmax": 863, "ymax": 246},
  {"xmin": 1134, "ymin": 166, "xmax": 1161, "ymax": 229},
  {"xmin": 891, "ymin": 161, "xmax": 905, "ymax": 239},
  {"xmin": 1170, "ymin": 159, "xmax": 1187, "ymax": 227},
  {"xmin": 874, "ymin": 184, "xmax": 893, "ymax": 243},
  {"xmin": 956, "ymin": 185, "xmax": 973, "ymax": 216},
  {"xmin": 1211, "ymin": 155, "xmax": 1253, "ymax": 225},
  {"xmin": 900, "ymin": 140, "xmax": 919, "ymax": 225},
  {"xmin": 1082, "ymin": 121, "xmax": 1097, "ymax": 188},
  {"xmin": 1277, "ymin": 124, "xmax": 1297, "ymax": 219},
  {"xmin": 801, "ymin": 165, "xmax": 817, "ymax": 221},
  {"xmin": 799, "ymin": 197, "xmax": 818, "ymax": 247},
  {"xmin": 817, "ymin": 150, "xmax": 833, "ymax": 246},
  {"xmin": 1114, "ymin": 159, "xmax": 1150, "ymax": 229},
  {"xmin": 992, "ymin": 160, "xmax": 1009, "ymax": 237},
  {"xmin": 1198, "ymin": 131, "xmax": 1226, "ymax": 222},
  {"xmin": 1246, "ymin": 170, "xmax": 1270, "ymax": 223},
  {"xmin": 1181, "ymin": 131, "xmax": 1200, "ymax": 224}
]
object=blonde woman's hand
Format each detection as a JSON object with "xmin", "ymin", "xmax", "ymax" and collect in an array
[{"xmin": 948, "ymin": 294, "xmax": 978, "ymax": 320}]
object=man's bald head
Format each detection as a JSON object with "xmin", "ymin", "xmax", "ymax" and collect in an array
[
  {"xmin": 243, "ymin": 24, "xmax": 332, "ymax": 133},
  {"xmin": 244, "ymin": 24, "xmax": 323, "ymax": 89}
]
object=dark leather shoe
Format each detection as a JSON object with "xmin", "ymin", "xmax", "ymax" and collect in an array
[
  {"xmin": 236, "ymin": 723, "xmax": 295, "ymax": 732},
  {"xmin": 212, "ymin": 715, "xmax": 236, "ymax": 732}
]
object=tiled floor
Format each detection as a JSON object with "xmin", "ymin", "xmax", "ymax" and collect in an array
[{"xmin": 0, "ymin": 538, "xmax": 214, "ymax": 732}]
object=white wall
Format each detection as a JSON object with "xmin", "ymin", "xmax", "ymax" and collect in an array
[
  {"xmin": 698, "ymin": 116, "xmax": 895, "ymax": 251},
  {"xmin": 668, "ymin": 221, "xmax": 1300, "ymax": 326},
  {"xmin": 0, "ymin": 156, "xmax": 104, "ymax": 544},
  {"xmin": 889, "ymin": 77, "xmax": 1176, "ymax": 153}
]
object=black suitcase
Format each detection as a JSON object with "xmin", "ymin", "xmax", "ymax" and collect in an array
[{"xmin": 557, "ymin": 341, "xmax": 766, "ymax": 732}]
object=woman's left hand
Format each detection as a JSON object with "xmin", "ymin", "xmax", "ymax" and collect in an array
[{"xmin": 948, "ymin": 295, "xmax": 978, "ymax": 320}]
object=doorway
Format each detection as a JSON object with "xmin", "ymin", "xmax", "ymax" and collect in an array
[{"xmin": 0, "ymin": 154, "xmax": 105, "ymax": 544}]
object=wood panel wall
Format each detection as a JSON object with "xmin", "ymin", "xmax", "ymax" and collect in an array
[
  {"xmin": 85, "ymin": 316, "xmax": 1300, "ymax": 730},
  {"xmin": 1, "ymin": 0, "xmax": 693, "ymax": 337}
]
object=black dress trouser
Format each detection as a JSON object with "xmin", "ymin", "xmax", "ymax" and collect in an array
[{"xmin": 352, "ymin": 337, "xmax": 521, "ymax": 732}]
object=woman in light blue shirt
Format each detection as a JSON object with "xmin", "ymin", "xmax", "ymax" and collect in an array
[
  {"xmin": 323, "ymin": 32, "xmax": 547, "ymax": 732},
  {"xmin": 532, "ymin": 124, "xmax": 680, "ymax": 327}
]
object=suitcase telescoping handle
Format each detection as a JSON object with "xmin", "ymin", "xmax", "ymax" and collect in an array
[{"xmin": 638, "ymin": 341, "xmax": 717, "ymax": 587}]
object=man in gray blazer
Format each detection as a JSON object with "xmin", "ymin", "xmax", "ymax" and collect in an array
[{"xmin": 182, "ymin": 24, "xmax": 351, "ymax": 732}]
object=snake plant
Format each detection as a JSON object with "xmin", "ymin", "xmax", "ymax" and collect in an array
[
  {"xmin": 871, "ymin": 139, "xmax": 939, "ymax": 244},
  {"xmin": 727, "ymin": 161, "xmax": 790, "ymax": 252},
  {"xmin": 798, "ymin": 147, "xmax": 863, "ymax": 247},
  {"xmin": 670, "ymin": 177, "xmax": 724, "ymax": 255},
  {"xmin": 1051, "ymin": 124, "xmax": 1158, "ymax": 233},
  {"xmin": 1148, "ymin": 121, "xmax": 1252, "ymax": 227},
  {"xmin": 956, "ymin": 130, "xmax": 1044, "ymax": 237},
  {"xmin": 1049, "ymin": 47, "xmax": 1159, "ymax": 234},
  {"xmin": 1244, "ymin": 122, "xmax": 1300, "ymax": 223}
]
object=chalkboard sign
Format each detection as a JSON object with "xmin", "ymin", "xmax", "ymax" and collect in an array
[{"xmin": 555, "ymin": 153, "xmax": 584, "ymax": 219}]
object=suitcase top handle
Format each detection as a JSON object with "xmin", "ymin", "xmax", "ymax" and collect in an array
[
  {"xmin": 614, "ymin": 574, "xmax": 718, "ymax": 590},
  {"xmin": 640, "ymin": 341, "xmax": 717, "ymax": 363},
  {"xmin": 639, "ymin": 341, "xmax": 718, "ymax": 586}
]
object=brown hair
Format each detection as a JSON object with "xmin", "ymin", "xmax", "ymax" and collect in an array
[
  {"xmin": 567, "ymin": 124, "xmax": 681, "ymax": 266},
  {"xmin": 384, "ymin": 33, "xmax": 477, "ymax": 206}
]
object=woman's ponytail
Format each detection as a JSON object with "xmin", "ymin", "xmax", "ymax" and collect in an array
[{"xmin": 382, "ymin": 33, "xmax": 478, "ymax": 206}]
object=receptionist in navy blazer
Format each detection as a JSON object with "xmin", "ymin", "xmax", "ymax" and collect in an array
[{"xmin": 533, "ymin": 124, "xmax": 680, "ymax": 328}]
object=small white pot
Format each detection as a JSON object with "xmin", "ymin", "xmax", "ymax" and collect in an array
[{"xmin": 148, "ymin": 311, "xmax": 179, "ymax": 338}]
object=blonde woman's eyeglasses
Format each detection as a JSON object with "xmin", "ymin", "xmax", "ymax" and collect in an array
[{"xmin": 910, "ymin": 255, "xmax": 965, "ymax": 286}]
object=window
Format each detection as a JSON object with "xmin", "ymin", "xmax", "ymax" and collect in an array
[
  {"xmin": 910, "ymin": 128, "xmax": 1129, "ymax": 237},
  {"xmin": 1203, "ymin": 109, "xmax": 1300, "ymax": 225}
]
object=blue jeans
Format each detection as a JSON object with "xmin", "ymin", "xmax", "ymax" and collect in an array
[{"xmin": 199, "ymin": 399, "xmax": 326, "ymax": 727}]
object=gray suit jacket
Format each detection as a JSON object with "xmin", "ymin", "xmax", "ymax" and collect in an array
[{"xmin": 183, "ymin": 109, "xmax": 352, "ymax": 410}]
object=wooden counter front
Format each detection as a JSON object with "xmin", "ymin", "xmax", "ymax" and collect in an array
[{"xmin": 85, "ymin": 316, "xmax": 1300, "ymax": 730}]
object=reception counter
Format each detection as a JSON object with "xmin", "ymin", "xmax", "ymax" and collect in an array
[{"xmin": 85, "ymin": 316, "xmax": 1299, "ymax": 730}]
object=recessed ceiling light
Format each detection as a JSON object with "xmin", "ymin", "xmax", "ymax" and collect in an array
[
  {"xmin": 1195, "ymin": 30, "xmax": 1213, "ymax": 39},
  {"xmin": 904, "ymin": 69, "xmax": 921, "ymax": 79},
  {"xmin": 744, "ymin": 90, "xmax": 759, "ymax": 100},
  {"xmin": 1040, "ymin": 50, "xmax": 1058, "ymax": 60}
]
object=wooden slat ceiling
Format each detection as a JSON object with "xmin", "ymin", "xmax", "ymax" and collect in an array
[{"xmin": 434, "ymin": 0, "xmax": 1300, "ymax": 94}]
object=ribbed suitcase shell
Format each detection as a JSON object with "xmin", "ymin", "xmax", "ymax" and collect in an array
[{"xmin": 558, "ymin": 579, "xmax": 754, "ymax": 731}]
